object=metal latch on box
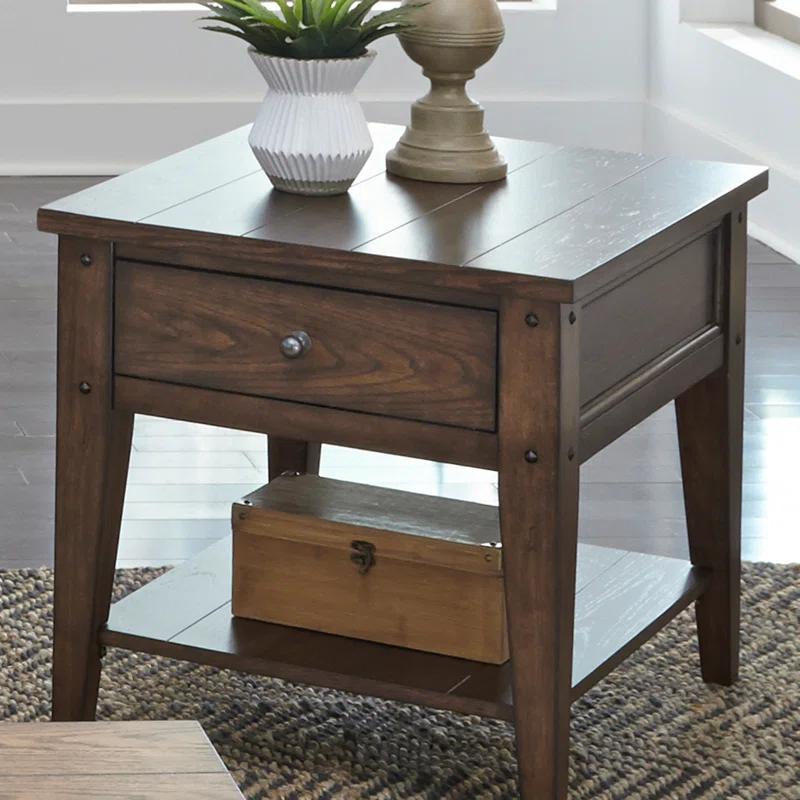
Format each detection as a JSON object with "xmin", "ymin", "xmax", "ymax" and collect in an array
[{"xmin": 350, "ymin": 540, "xmax": 376, "ymax": 575}]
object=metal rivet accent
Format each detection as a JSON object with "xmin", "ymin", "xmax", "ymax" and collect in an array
[
  {"xmin": 525, "ymin": 313, "xmax": 539, "ymax": 328},
  {"xmin": 78, "ymin": 382, "xmax": 92, "ymax": 394},
  {"xmin": 568, "ymin": 447, "xmax": 575, "ymax": 461},
  {"xmin": 524, "ymin": 449, "xmax": 539, "ymax": 464},
  {"xmin": 735, "ymin": 334, "xmax": 743, "ymax": 345},
  {"xmin": 568, "ymin": 311, "xmax": 577, "ymax": 325},
  {"xmin": 80, "ymin": 254, "xmax": 93, "ymax": 267},
  {"xmin": 243, "ymin": 499, "xmax": 252, "ymax": 505}
]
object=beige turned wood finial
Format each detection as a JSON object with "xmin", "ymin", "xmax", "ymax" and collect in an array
[{"xmin": 386, "ymin": 0, "xmax": 507, "ymax": 183}]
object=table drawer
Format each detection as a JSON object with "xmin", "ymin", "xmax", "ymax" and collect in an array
[{"xmin": 114, "ymin": 261, "xmax": 497, "ymax": 430}]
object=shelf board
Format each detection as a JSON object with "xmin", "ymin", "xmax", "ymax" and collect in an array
[{"xmin": 103, "ymin": 537, "xmax": 708, "ymax": 720}]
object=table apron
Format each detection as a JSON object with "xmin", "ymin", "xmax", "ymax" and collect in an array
[{"xmin": 112, "ymin": 318, "xmax": 725, "ymax": 470}]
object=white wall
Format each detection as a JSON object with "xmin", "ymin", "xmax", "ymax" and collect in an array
[
  {"xmin": 649, "ymin": 1, "xmax": 800, "ymax": 261},
  {"xmin": 680, "ymin": 0, "xmax": 753, "ymax": 23},
  {"xmin": 0, "ymin": 0, "xmax": 649, "ymax": 173}
]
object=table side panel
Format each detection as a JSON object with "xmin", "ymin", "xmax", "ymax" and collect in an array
[
  {"xmin": 113, "ymin": 260, "xmax": 498, "ymax": 431},
  {"xmin": 579, "ymin": 331, "xmax": 724, "ymax": 462},
  {"xmin": 580, "ymin": 226, "xmax": 722, "ymax": 407}
]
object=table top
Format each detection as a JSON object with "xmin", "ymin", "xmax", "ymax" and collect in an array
[
  {"xmin": 0, "ymin": 720, "xmax": 243, "ymax": 798},
  {"xmin": 38, "ymin": 123, "xmax": 768, "ymax": 301}
]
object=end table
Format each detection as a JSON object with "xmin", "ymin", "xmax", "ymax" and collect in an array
[{"xmin": 38, "ymin": 124, "xmax": 768, "ymax": 799}]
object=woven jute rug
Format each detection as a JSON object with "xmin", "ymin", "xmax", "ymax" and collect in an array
[{"xmin": 1, "ymin": 563, "xmax": 798, "ymax": 799}]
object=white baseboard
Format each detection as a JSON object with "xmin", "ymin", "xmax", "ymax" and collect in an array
[
  {"xmin": 749, "ymin": 221, "xmax": 800, "ymax": 266},
  {"xmin": 0, "ymin": 98, "xmax": 646, "ymax": 176},
  {"xmin": 0, "ymin": 101, "xmax": 260, "ymax": 175}
]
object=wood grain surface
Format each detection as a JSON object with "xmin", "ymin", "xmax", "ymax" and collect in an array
[
  {"xmin": 53, "ymin": 237, "xmax": 132, "ymax": 722},
  {"xmin": 114, "ymin": 261, "xmax": 497, "ymax": 430},
  {"xmin": 102, "ymin": 535, "xmax": 708, "ymax": 721},
  {"xmin": 37, "ymin": 123, "xmax": 768, "ymax": 305},
  {"xmin": 356, "ymin": 147, "xmax": 658, "ymax": 267},
  {"xmin": 234, "ymin": 524, "xmax": 508, "ymax": 664},
  {"xmin": 233, "ymin": 475, "xmax": 509, "ymax": 663},
  {"xmin": 495, "ymin": 299, "xmax": 580, "ymax": 799},
  {"xmin": 241, "ymin": 474, "xmax": 504, "ymax": 556},
  {"xmin": 266, "ymin": 436, "xmax": 321, "ymax": 481},
  {"xmin": 33, "ymin": 127, "xmax": 769, "ymax": 800},
  {"xmin": 0, "ymin": 774, "xmax": 243, "ymax": 799},
  {"xmin": 113, "ymin": 375, "xmax": 499, "ymax": 469},
  {"xmin": 467, "ymin": 156, "xmax": 768, "ymax": 296},
  {"xmin": 0, "ymin": 721, "xmax": 243, "ymax": 799},
  {"xmin": 580, "ymin": 228, "xmax": 720, "ymax": 405},
  {"xmin": 676, "ymin": 209, "xmax": 748, "ymax": 685}
]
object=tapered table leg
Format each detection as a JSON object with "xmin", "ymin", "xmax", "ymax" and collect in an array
[
  {"xmin": 53, "ymin": 237, "xmax": 133, "ymax": 720},
  {"xmin": 267, "ymin": 437, "xmax": 322, "ymax": 480},
  {"xmin": 676, "ymin": 209, "xmax": 747, "ymax": 686},
  {"xmin": 498, "ymin": 299, "xmax": 581, "ymax": 799}
]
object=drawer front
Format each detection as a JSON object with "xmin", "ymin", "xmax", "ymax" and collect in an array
[{"xmin": 114, "ymin": 261, "xmax": 497, "ymax": 430}]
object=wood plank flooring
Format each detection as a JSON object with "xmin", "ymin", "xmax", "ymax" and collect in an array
[
  {"xmin": 0, "ymin": 721, "xmax": 244, "ymax": 798},
  {"xmin": 2, "ymin": 177, "xmax": 800, "ymax": 568}
]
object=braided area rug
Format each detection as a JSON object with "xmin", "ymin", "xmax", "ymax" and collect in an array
[{"xmin": 1, "ymin": 562, "xmax": 798, "ymax": 799}]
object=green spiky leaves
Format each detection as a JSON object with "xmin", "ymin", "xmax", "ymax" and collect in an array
[{"xmin": 200, "ymin": 0, "xmax": 421, "ymax": 60}]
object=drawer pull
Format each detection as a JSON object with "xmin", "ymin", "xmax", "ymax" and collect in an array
[{"xmin": 280, "ymin": 330, "xmax": 312, "ymax": 359}]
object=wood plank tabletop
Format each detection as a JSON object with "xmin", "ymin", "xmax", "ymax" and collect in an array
[
  {"xmin": 0, "ymin": 720, "xmax": 243, "ymax": 799},
  {"xmin": 37, "ymin": 123, "xmax": 768, "ymax": 301}
]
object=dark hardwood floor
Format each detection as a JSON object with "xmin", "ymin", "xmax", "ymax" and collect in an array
[{"xmin": 2, "ymin": 176, "xmax": 799, "ymax": 568}]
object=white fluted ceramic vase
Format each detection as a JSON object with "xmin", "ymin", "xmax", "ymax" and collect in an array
[{"xmin": 248, "ymin": 49, "xmax": 376, "ymax": 196}]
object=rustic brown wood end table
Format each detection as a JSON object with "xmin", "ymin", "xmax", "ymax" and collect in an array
[{"xmin": 38, "ymin": 124, "xmax": 768, "ymax": 799}]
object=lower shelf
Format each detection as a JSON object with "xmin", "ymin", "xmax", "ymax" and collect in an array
[{"xmin": 102, "ymin": 537, "xmax": 708, "ymax": 720}]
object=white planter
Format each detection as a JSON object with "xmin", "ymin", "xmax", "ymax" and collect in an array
[{"xmin": 248, "ymin": 49, "xmax": 376, "ymax": 196}]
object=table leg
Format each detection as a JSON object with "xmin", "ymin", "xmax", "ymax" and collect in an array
[
  {"xmin": 53, "ymin": 237, "xmax": 133, "ymax": 720},
  {"xmin": 498, "ymin": 299, "xmax": 580, "ymax": 800},
  {"xmin": 675, "ymin": 209, "xmax": 747, "ymax": 686},
  {"xmin": 267, "ymin": 438, "xmax": 322, "ymax": 480}
]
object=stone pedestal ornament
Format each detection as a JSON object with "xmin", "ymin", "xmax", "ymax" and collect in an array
[{"xmin": 386, "ymin": 0, "xmax": 507, "ymax": 184}]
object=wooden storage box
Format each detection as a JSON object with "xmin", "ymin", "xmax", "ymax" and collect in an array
[{"xmin": 232, "ymin": 475, "xmax": 509, "ymax": 664}]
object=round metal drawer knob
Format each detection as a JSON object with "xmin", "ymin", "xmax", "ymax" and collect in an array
[{"xmin": 280, "ymin": 330, "xmax": 312, "ymax": 359}]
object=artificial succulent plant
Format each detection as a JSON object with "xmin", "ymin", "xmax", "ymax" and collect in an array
[{"xmin": 201, "ymin": 0, "xmax": 419, "ymax": 60}]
